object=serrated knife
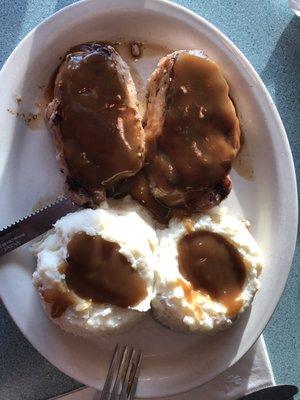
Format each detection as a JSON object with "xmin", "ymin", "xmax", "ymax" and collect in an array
[{"xmin": 0, "ymin": 196, "xmax": 79, "ymax": 257}]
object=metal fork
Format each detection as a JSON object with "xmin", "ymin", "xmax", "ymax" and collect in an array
[{"xmin": 97, "ymin": 344, "xmax": 143, "ymax": 400}]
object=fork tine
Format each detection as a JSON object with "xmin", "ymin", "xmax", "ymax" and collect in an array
[
  {"xmin": 127, "ymin": 349, "xmax": 143, "ymax": 400},
  {"xmin": 119, "ymin": 347, "xmax": 136, "ymax": 400},
  {"xmin": 110, "ymin": 345, "xmax": 131, "ymax": 400},
  {"xmin": 99, "ymin": 344, "xmax": 120, "ymax": 400}
]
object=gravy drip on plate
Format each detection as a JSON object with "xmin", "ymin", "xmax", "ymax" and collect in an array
[
  {"xmin": 41, "ymin": 280, "xmax": 75, "ymax": 319},
  {"xmin": 147, "ymin": 52, "xmax": 240, "ymax": 209},
  {"xmin": 178, "ymin": 231, "xmax": 246, "ymax": 317},
  {"xmin": 54, "ymin": 44, "xmax": 143, "ymax": 196},
  {"xmin": 65, "ymin": 232, "xmax": 147, "ymax": 308}
]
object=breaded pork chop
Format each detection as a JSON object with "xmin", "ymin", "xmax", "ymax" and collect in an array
[
  {"xmin": 46, "ymin": 43, "xmax": 144, "ymax": 207},
  {"xmin": 144, "ymin": 50, "xmax": 241, "ymax": 212}
]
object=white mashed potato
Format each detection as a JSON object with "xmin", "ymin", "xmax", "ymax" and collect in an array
[
  {"xmin": 152, "ymin": 208, "xmax": 263, "ymax": 332},
  {"xmin": 32, "ymin": 200, "xmax": 157, "ymax": 337}
]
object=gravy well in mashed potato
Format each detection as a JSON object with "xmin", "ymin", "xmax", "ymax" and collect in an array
[
  {"xmin": 65, "ymin": 232, "xmax": 148, "ymax": 308},
  {"xmin": 178, "ymin": 231, "xmax": 246, "ymax": 317}
]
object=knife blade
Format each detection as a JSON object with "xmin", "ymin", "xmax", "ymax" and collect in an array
[
  {"xmin": 0, "ymin": 196, "xmax": 79, "ymax": 257},
  {"xmin": 239, "ymin": 384, "xmax": 298, "ymax": 400}
]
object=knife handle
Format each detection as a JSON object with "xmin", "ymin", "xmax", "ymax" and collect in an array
[{"xmin": 239, "ymin": 385, "xmax": 298, "ymax": 400}]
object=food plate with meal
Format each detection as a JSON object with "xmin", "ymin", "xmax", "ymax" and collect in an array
[{"xmin": 0, "ymin": 0, "xmax": 297, "ymax": 398}]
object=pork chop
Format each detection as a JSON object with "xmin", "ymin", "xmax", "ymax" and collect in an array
[
  {"xmin": 46, "ymin": 43, "xmax": 144, "ymax": 206},
  {"xmin": 144, "ymin": 50, "xmax": 241, "ymax": 212}
]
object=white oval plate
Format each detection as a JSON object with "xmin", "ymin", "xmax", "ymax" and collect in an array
[{"xmin": 0, "ymin": 0, "xmax": 297, "ymax": 398}]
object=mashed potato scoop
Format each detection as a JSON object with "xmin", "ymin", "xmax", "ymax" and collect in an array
[
  {"xmin": 32, "ymin": 202, "xmax": 157, "ymax": 336},
  {"xmin": 152, "ymin": 208, "xmax": 263, "ymax": 332}
]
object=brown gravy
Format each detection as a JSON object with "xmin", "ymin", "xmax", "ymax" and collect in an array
[
  {"xmin": 54, "ymin": 43, "xmax": 143, "ymax": 197},
  {"xmin": 183, "ymin": 218, "xmax": 196, "ymax": 234},
  {"xmin": 41, "ymin": 282, "xmax": 75, "ymax": 319},
  {"xmin": 64, "ymin": 232, "xmax": 147, "ymax": 308},
  {"xmin": 44, "ymin": 66, "xmax": 58, "ymax": 104},
  {"xmin": 178, "ymin": 230, "xmax": 246, "ymax": 316},
  {"xmin": 46, "ymin": 44, "xmax": 241, "ymax": 224},
  {"xmin": 130, "ymin": 171, "xmax": 170, "ymax": 224},
  {"xmin": 147, "ymin": 52, "xmax": 240, "ymax": 209}
]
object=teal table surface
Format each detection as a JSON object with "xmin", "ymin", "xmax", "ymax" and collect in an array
[{"xmin": 0, "ymin": 0, "xmax": 299, "ymax": 399}]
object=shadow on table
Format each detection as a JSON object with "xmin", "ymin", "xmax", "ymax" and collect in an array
[
  {"xmin": 0, "ymin": 304, "xmax": 81, "ymax": 400},
  {"xmin": 261, "ymin": 16, "xmax": 300, "ymax": 186}
]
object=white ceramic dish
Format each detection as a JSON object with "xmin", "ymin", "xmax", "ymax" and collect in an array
[{"xmin": 0, "ymin": 0, "xmax": 297, "ymax": 398}]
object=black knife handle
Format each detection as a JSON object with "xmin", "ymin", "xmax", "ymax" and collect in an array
[{"xmin": 239, "ymin": 385, "xmax": 298, "ymax": 400}]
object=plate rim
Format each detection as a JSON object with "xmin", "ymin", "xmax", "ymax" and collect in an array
[{"xmin": 0, "ymin": 0, "xmax": 298, "ymax": 397}]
